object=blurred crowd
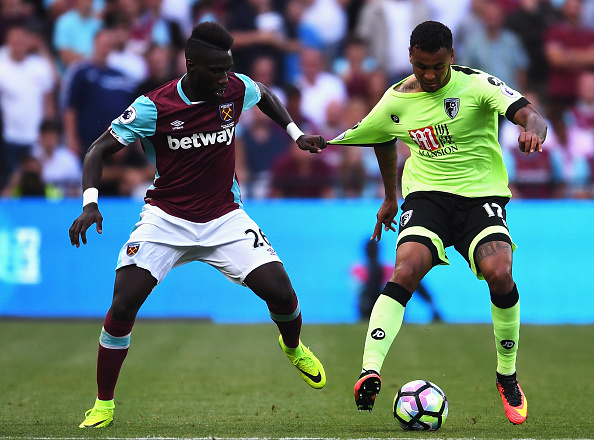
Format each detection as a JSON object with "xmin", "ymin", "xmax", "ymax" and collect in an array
[{"xmin": 0, "ymin": 0, "xmax": 593, "ymax": 200}]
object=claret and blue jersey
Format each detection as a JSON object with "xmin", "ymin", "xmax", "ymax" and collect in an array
[{"xmin": 110, "ymin": 72, "xmax": 261, "ymax": 223}]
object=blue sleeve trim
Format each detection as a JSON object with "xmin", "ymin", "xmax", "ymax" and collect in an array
[
  {"xmin": 235, "ymin": 73, "xmax": 261, "ymax": 111},
  {"xmin": 110, "ymin": 95, "xmax": 158, "ymax": 143}
]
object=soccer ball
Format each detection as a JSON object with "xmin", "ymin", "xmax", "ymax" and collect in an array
[{"xmin": 393, "ymin": 380, "xmax": 448, "ymax": 431}]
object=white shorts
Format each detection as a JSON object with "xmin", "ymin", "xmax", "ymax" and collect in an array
[{"xmin": 116, "ymin": 205, "xmax": 282, "ymax": 285}]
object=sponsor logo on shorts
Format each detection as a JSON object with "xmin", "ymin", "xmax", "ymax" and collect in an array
[
  {"xmin": 371, "ymin": 328, "xmax": 385, "ymax": 340},
  {"xmin": 400, "ymin": 209, "xmax": 413, "ymax": 227},
  {"xmin": 500, "ymin": 339, "xmax": 515, "ymax": 349},
  {"xmin": 126, "ymin": 243, "xmax": 140, "ymax": 256}
]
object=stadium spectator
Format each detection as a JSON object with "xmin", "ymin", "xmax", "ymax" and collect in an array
[
  {"xmin": 269, "ymin": 141, "xmax": 335, "ymax": 198},
  {"xmin": 69, "ymin": 21, "xmax": 327, "ymax": 429},
  {"xmin": 562, "ymin": 70, "xmax": 594, "ymax": 198},
  {"xmin": 328, "ymin": 21, "xmax": 547, "ymax": 424},
  {"xmin": 238, "ymin": 105, "xmax": 290, "ymax": 199},
  {"xmin": 104, "ymin": 14, "xmax": 149, "ymax": 89},
  {"xmin": 52, "ymin": 0, "xmax": 102, "ymax": 68},
  {"xmin": 0, "ymin": 23, "xmax": 56, "ymax": 189},
  {"xmin": 60, "ymin": 28, "xmax": 136, "ymax": 160},
  {"xmin": 332, "ymin": 35, "xmax": 379, "ymax": 101},
  {"xmin": 226, "ymin": 0, "xmax": 293, "ymax": 80},
  {"xmin": 355, "ymin": 0, "xmax": 432, "ymax": 84},
  {"xmin": 32, "ymin": 118, "xmax": 82, "ymax": 197},
  {"xmin": 0, "ymin": 0, "xmax": 36, "ymax": 45},
  {"xmin": 282, "ymin": 0, "xmax": 325, "ymax": 84},
  {"xmin": 300, "ymin": 0, "xmax": 348, "ymax": 59},
  {"xmin": 504, "ymin": 0, "xmax": 558, "ymax": 104},
  {"xmin": 96, "ymin": 139, "xmax": 155, "ymax": 198},
  {"xmin": 294, "ymin": 46, "xmax": 348, "ymax": 128},
  {"xmin": 1, "ymin": 153, "xmax": 61, "ymax": 198},
  {"xmin": 544, "ymin": 0, "xmax": 594, "ymax": 145},
  {"xmin": 134, "ymin": 43, "xmax": 176, "ymax": 96},
  {"xmin": 459, "ymin": 0, "xmax": 529, "ymax": 92},
  {"xmin": 113, "ymin": 0, "xmax": 174, "ymax": 57}
]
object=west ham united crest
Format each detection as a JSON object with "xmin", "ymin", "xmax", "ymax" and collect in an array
[
  {"xmin": 126, "ymin": 243, "xmax": 140, "ymax": 256},
  {"xmin": 444, "ymin": 98, "xmax": 460, "ymax": 119},
  {"xmin": 219, "ymin": 103, "xmax": 234, "ymax": 122}
]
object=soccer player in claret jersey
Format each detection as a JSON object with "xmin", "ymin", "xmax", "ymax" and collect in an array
[
  {"xmin": 69, "ymin": 22, "xmax": 326, "ymax": 428},
  {"xmin": 329, "ymin": 21, "xmax": 547, "ymax": 425}
]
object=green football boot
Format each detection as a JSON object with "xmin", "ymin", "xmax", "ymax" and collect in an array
[
  {"xmin": 79, "ymin": 398, "xmax": 114, "ymax": 428},
  {"xmin": 279, "ymin": 335, "xmax": 326, "ymax": 389}
]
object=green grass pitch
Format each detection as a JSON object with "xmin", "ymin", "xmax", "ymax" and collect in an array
[{"xmin": 1, "ymin": 320, "xmax": 593, "ymax": 439}]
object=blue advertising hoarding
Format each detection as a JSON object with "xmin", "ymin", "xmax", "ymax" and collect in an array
[{"xmin": 0, "ymin": 198, "xmax": 591, "ymax": 324}]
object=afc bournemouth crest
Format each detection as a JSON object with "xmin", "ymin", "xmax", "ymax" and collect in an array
[
  {"xmin": 444, "ymin": 98, "xmax": 460, "ymax": 119},
  {"xmin": 126, "ymin": 243, "xmax": 140, "ymax": 256},
  {"xmin": 219, "ymin": 102, "xmax": 234, "ymax": 122}
]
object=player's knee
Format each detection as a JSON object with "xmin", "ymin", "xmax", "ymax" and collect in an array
[
  {"xmin": 393, "ymin": 260, "xmax": 425, "ymax": 291},
  {"xmin": 110, "ymin": 297, "xmax": 140, "ymax": 322},
  {"xmin": 484, "ymin": 265, "xmax": 514, "ymax": 295}
]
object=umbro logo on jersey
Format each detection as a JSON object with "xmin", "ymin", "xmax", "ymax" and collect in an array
[
  {"xmin": 171, "ymin": 120, "xmax": 184, "ymax": 130},
  {"xmin": 391, "ymin": 114, "xmax": 399, "ymax": 123},
  {"xmin": 444, "ymin": 98, "xmax": 460, "ymax": 119}
]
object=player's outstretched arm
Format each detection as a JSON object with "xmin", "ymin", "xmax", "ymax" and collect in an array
[
  {"xmin": 372, "ymin": 143, "xmax": 399, "ymax": 242},
  {"xmin": 69, "ymin": 130, "xmax": 126, "ymax": 247},
  {"xmin": 255, "ymin": 82, "xmax": 326, "ymax": 154},
  {"xmin": 513, "ymin": 104, "xmax": 548, "ymax": 156}
]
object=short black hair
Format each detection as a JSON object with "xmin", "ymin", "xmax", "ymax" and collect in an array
[
  {"xmin": 410, "ymin": 21, "xmax": 453, "ymax": 53},
  {"xmin": 185, "ymin": 21, "xmax": 233, "ymax": 60}
]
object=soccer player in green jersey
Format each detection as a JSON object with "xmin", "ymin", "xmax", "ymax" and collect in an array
[{"xmin": 329, "ymin": 21, "xmax": 547, "ymax": 425}]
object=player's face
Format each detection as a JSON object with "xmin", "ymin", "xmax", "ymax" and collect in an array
[
  {"xmin": 187, "ymin": 49, "xmax": 233, "ymax": 103},
  {"xmin": 409, "ymin": 46, "xmax": 454, "ymax": 93}
]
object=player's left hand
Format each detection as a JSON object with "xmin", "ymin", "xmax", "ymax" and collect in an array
[
  {"xmin": 518, "ymin": 131, "xmax": 543, "ymax": 156},
  {"xmin": 372, "ymin": 198, "xmax": 399, "ymax": 242},
  {"xmin": 297, "ymin": 135, "xmax": 326, "ymax": 154}
]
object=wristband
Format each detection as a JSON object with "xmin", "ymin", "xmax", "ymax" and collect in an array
[
  {"xmin": 286, "ymin": 122, "xmax": 305, "ymax": 141},
  {"xmin": 82, "ymin": 187, "xmax": 99, "ymax": 207}
]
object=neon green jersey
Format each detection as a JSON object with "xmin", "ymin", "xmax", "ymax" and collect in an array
[{"xmin": 329, "ymin": 66, "xmax": 529, "ymax": 198}]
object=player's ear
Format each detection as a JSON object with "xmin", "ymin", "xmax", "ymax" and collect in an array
[
  {"xmin": 408, "ymin": 47, "xmax": 413, "ymax": 63},
  {"xmin": 450, "ymin": 48, "xmax": 455, "ymax": 64},
  {"xmin": 186, "ymin": 58, "xmax": 196, "ymax": 71}
]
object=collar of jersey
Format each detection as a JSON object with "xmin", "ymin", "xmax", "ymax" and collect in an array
[
  {"xmin": 177, "ymin": 74, "xmax": 206, "ymax": 105},
  {"xmin": 392, "ymin": 68, "xmax": 455, "ymax": 98}
]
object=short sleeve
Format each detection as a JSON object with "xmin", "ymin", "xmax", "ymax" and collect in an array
[
  {"xmin": 110, "ymin": 95, "xmax": 158, "ymax": 145},
  {"xmin": 235, "ymin": 73, "xmax": 261, "ymax": 111}
]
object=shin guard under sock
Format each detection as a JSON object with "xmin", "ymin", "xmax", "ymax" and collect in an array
[
  {"xmin": 97, "ymin": 310, "xmax": 134, "ymax": 401},
  {"xmin": 491, "ymin": 285, "xmax": 520, "ymax": 375}
]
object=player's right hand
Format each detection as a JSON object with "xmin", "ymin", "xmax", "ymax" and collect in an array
[
  {"xmin": 372, "ymin": 199, "xmax": 398, "ymax": 242},
  {"xmin": 69, "ymin": 204, "xmax": 103, "ymax": 247}
]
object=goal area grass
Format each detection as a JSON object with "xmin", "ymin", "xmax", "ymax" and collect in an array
[{"xmin": 1, "ymin": 320, "xmax": 592, "ymax": 439}]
